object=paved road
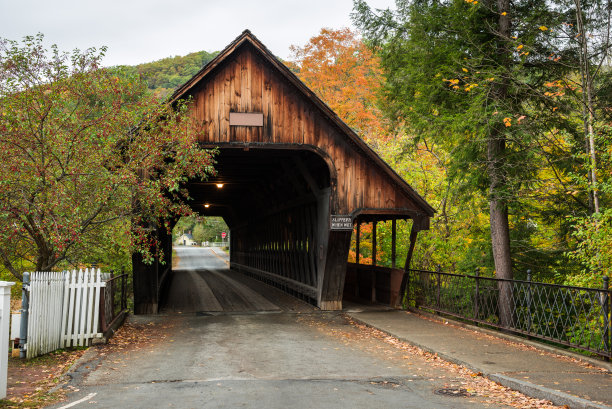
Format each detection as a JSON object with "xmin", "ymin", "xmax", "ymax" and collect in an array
[
  {"xmin": 174, "ymin": 246, "xmax": 229, "ymax": 270},
  {"xmin": 53, "ymin": 313, "xmax": 516, "ymax": 409},
  {"xmin": 48, "ymin": 248, "xmax": 518, "ymax": 409},
  {"xmin": 164, "ymin": 247, "xmax": 315, "ymax": 313}
]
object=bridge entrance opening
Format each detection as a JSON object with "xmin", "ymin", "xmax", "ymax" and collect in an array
[{"xmin": 155, "ymin": 147, "xmax": 333, "ymax": 314}]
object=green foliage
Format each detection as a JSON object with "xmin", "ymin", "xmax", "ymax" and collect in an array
[
  {"xmin": 120, "ymin": 50, "xmax": 218, "ymax": 98},
  {"xmin": 173, "ymin": 216, "xmax": 228, "ymax": 244},
  {"xmin": 0, "ymin": 34, "xmax": 216, "ymax": 281},
  {"xmin": 353, "ymin": 0, "xmax": 611, "ymax": 282}
]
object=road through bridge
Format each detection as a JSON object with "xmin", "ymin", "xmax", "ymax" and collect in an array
[
  {"xmin": 50, "ymin": 247, "xmax": 521, "ymax": 409},
  {"xmin": 132, "ymin": 31, "xmax": 435, "ymax": 314},
  {"xmin": 162, "ymin": 246, "xmax": 316, "ymax": 314}
]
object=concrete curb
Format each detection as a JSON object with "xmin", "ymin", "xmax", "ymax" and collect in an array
[
  {"xmin": 345, "ymin": 313, "xmax": 612, "ymax": 409},
  {"xmin": 488, "ymin": 374, "xmax": 610, "ymax": 409}
]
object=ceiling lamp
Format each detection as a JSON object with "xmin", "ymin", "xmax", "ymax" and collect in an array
[{"xmin": 216, "ymin": 183, "xmax": 224, "ymax": 188}]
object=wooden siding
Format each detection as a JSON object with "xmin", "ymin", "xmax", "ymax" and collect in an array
[{"xmin": 183, "ymin": 44, "xmax": 423, "ymax": 216}]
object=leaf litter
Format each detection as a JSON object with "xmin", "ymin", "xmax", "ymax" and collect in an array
[{"xmin": 297, "ymin": 313, "xmax": 564, "ymax": 409}]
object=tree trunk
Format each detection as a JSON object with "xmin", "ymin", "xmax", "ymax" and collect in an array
[
  {"xmin": 574, "ymin": 0, "xmax": 600, "ymax": 214},
  {"xmin": 490, "ymin": 0, "xmax": 514, "ymax": 328}
]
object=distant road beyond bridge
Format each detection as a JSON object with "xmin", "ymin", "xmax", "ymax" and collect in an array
[{"xmin": 162, "ymin": 246, "xmax": 317, "ymax": 314}]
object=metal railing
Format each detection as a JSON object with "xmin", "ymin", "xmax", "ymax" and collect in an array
[
  {"xmin": 99, "ymin": 272, "xmax": 128, "ymax": 334},
  {"xmin": 408, "ymin": 268, "xmax": 611, "ymax": 359}
]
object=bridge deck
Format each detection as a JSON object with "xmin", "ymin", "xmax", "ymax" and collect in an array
[{"xmin": 162, "ymin": 247, "xmax": 317, "ymax": 314}]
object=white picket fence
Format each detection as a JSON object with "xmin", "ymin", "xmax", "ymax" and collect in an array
[{"xmin": 26, "ymin": 269, "xmax": 105, "ymax": 358}]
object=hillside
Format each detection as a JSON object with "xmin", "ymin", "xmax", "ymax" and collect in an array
[{"xmin": 123, "ymin": 49, "xmax": 219, "ymax": 98}]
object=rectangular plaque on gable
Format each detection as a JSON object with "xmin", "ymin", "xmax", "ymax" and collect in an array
[{"xmin": 230, "ymin": 112, "xmax": 264, "ymax": 127}]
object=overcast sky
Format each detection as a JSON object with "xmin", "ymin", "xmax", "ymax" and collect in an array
[{"xmin": 1, "ymin": 0, "xmax": 396, "ymax": 67}]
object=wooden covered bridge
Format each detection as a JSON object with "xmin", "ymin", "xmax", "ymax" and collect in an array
[{"xmin": 132, "ymin": 30, "xmax": 434, "ymax": 314}]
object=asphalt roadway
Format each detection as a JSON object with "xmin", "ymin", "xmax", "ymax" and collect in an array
[{"xmin": 48, "ymin": 247, "xmax": 519, "ymax": 409}]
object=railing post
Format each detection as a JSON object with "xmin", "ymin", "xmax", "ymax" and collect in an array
[
  {"xmin": 436, "ymin": 265, "xmax": 441, "ymax": 311},
  {"xmin": 19, "ymin": 272, "xmax": 29, "ymax": 359},
  {"xmin": 99, "ymin": 282, "xmax": 107, "ymax": 333},
  {"xmin": 121, "ymin": 272, "xmax": 127, "ymax": 311},
  {"xmin": 603, "ymin": 276, "xmax": 610, "ymax": 360},
  {"xmin": 407, "ymin": 266, "xmax": 411, "ymax": 308},
  {"xmin": 526, "ymin": 270, "xmax": 532, "ymax": 335},
  {"xmin": 474, "ymin": 267, "xmax": 480, "ymax": 320}
]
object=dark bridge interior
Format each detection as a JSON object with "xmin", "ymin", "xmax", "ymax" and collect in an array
[
  {"xmin": 190, "ymin": 147, "xmax": 331, "ymax": 228},
  {"xmin": 187, "ymin": 147, "xmax": 332, "ymax": 304}
]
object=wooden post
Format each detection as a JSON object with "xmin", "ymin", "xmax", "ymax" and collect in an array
[
  {"xmin": 397, "ymin": 225, "xmax": 419, "ymax": 308},
  {"xmin": 356, "ymin": 221, "xmax": 360, "ymax": 265},
  {"xmin": 371, "ymin": 220, "xmax": 377, "ymax": 302},
  {"xmin": 391, "ymin": 219, "xmax": 397, "ymax": 269},
  {"xmin": 318, "ymin": 230, "xmax": 352, "ymax": 310},
  {"xmin": 372, "ymin": 221, "xmax": 377, "ymax": 267},
  {"xmin": 133, "ymin": 251, "xmax": 158, "ymax": 315}
]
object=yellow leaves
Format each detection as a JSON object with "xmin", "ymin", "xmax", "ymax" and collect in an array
[
  {"xmin": 462, "ymin": 68, "xmax": 469, "ymax": 73},
  {"xmin": 464, "ymin": 83, "xmax": 479, "ymax": 92},
  {"xmin": 517, "ymin": 44, "xmax": 524, "ymax": 50},
  {"xmin": 501, "ymin": 11, "xmax": 507, "ymax": 16},
  {"xmin": 544, "ymin": 91, "xmax": 565, "ymax": 97},
  {"xmin": 443, "ymin": 78, "xmax": 461, "ymax": 90},
  {"xmin": 503, "ymin": 117, "xmax": 512, "ymax": 127},
  {"xmin": 486, "ymin": 77, "xmax": 495, "ymax": 82},
  {"xmin": 539, "ymin": 26, "xmax": 548, "ymax": 31},
  {"xmin": 465, "ymin": 0, "xmax": 478, "ymax": 4}
]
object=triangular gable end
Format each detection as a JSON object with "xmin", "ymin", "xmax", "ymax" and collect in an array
[{"xmin": 170, "ymin": 30, "xmax": 435, "ymax": 222}]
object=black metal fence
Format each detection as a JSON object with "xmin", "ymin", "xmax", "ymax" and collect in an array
[
  {"xmin": 99, "ymin": 272, "xmax": 128, "ymax": 334},
  {"xmin": 408, "ymin": 268, "xmax": 611, "ymax": 359}
]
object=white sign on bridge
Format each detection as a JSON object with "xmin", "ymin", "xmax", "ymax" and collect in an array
[{"xmin": 330, "ymin": 215, "xmax": 353, "ymax": 231}]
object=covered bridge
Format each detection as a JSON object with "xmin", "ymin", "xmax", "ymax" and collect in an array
[{"xmin": 133, "ymin": 30, "xmax": 434, "ymax": 313}]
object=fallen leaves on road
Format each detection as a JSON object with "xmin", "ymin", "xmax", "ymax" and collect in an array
[
  {"xmin": 347, "ymin": 318, "xmax": 563, "ymax": 409},
  {"xmin": 96, "ymin": 318, "xmax": 177, "ymax": 356},
  {"xmin": 297, "ymin": 314, "xmax": 563, "ymax": 409}
]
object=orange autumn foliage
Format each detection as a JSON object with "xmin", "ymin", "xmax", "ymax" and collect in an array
[{"xmin": 289, "ymin": 28, "xmax": 386, "ymax": 141}]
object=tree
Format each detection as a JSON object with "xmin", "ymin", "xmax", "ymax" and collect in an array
[
  {"xmin": 352, "ymin": 0, "xmax": 594, "ymax": 325},
  {"xmin": 289, "ymin": 28, "xmax": 385, "ymax": 139},
  {"xmin": 0, "ymin": 34, "xmax": 215, "ymax": 280},
  {"xmin": 289, "ymin": 27, "xmax": 494, "ymax": 274}
]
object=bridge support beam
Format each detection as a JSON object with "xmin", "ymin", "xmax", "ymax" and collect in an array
[
  {"xmin": 318, "ymin": 230, "xmax": 352, "ymax": 310},
  {"xmin": 133, "ymin": 251, "xmax": 158, "ymax": 314},
  {"xmin": 133, "ymin": 224, "xmax": 174, "ymax": 315}
]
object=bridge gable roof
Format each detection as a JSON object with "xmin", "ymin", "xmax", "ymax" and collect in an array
[{"xmin": 170, "ymin": 30, "xmax": 435, "ymax": 219}]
